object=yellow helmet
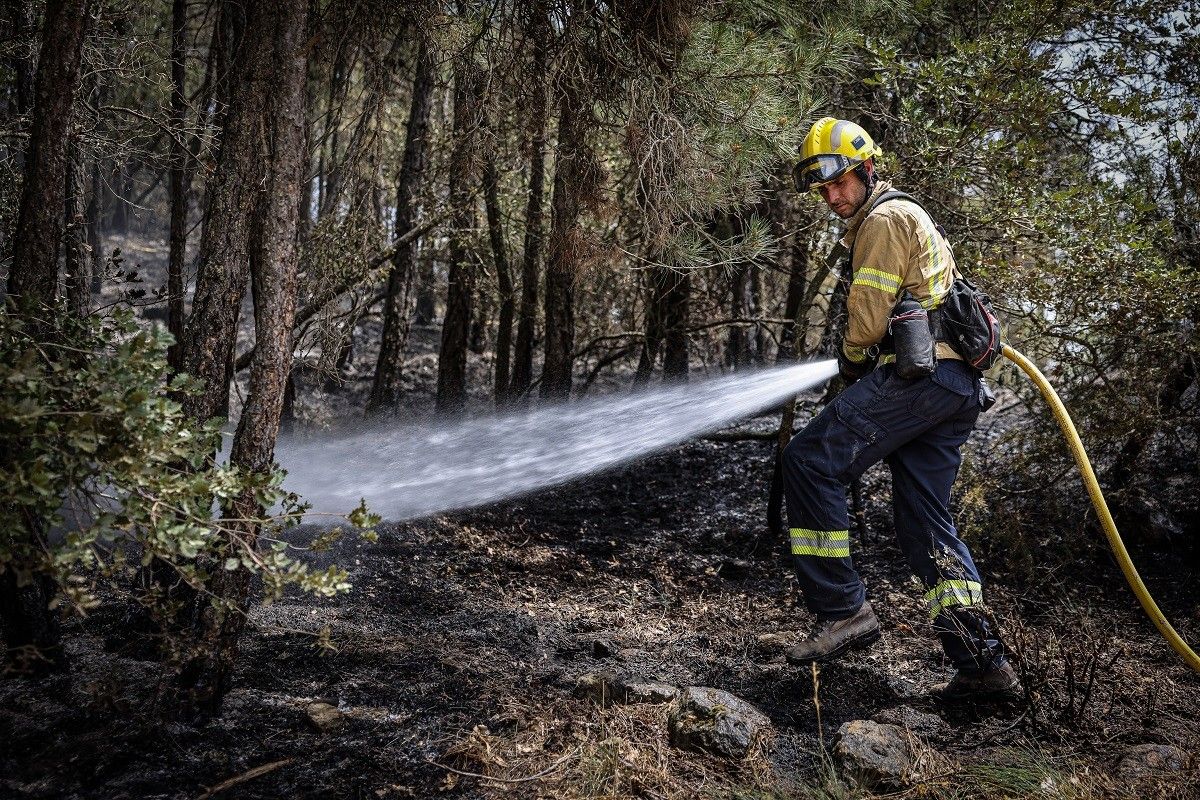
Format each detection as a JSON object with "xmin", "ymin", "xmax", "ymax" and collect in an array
[{"xmin": 793, "ymin": 117, "xmax": 882, "ymax": 192}]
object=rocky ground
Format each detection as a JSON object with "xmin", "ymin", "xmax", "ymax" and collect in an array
[{"xmin": 1, "ymin": 232, "xmax": 1198, "ymax": 798}]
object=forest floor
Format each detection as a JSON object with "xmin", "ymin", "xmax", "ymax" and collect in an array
[
  {"xmin": 2, "ymin": 232, "xmax": 1199, "ymax": 799},
  {"xmin": 4, "ymin": 415, "xmax": 1200, "ymax": 799}
]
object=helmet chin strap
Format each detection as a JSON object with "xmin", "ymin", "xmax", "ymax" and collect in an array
[
  {"xmin": 845, "ymin": 161, "xmax": 877, "ymax": 216},
  {"xmin": 854, "ymin": 162, "xmax": 876, "ymax": 195}
]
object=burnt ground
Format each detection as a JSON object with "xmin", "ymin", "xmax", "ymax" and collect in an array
[
  {"xmin": 2, "ymin": 410, "xmax": 1200, "ymax": 799},
  {"xmin": 3, "ymin": 232, "xmax": 1199, "ymax": 798}
]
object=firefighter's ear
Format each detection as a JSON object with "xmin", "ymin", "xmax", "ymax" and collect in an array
[{"xmin": 862, "ymin": 159, "xmax": 875, "ymax": 178}]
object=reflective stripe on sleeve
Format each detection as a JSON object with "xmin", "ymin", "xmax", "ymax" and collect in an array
[
  {"xmin": 925, "ymin": 579, "xmax": 983, "ymax": 619},
  {"xmin": 790, "ymin": 528, "xmax": 851, "ymax": 558},
  {"xmin": 852, "ymin": 267, "xmax": 902, "ymax": 294},
  {"xmin": 843, "ymin": 343, "xmax": 870, "ymax": 363}
]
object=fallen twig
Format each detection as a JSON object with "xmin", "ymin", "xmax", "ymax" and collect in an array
[
  {"xmin": 195, "ymin": 758, "xmax": 293, "ymax": 799},
  {"xmin": 426, "ymin": 746, "xmax": 580, "ymax": 784}
]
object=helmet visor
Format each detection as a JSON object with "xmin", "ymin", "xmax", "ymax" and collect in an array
[{"xmin": 793, "ymin": 153, "xmax": 856, "ymax": 192}]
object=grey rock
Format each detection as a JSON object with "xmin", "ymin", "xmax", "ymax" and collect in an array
[
  {"xmin": 575, "ymin": 673, "xmax": 676, "ymax": 706},
  {"xmin": 306, "ymin": 701, "xmax": 345, "ymax": 733},
  {"xmin": 872, "ymin": 705, "xmax": 949, "ymax": 739},
  {"xmin": 668, "ymin": 686, "xmax": 771, "ymax": 759},
  {"xmin": 1115, "ymin": 744, "xmax": 1190, "ymax": 780},
  {"xmin": 592, "ymin": 638, "xmax": 615, "ymax": 659},
  {"xmin": 833, "ymin": 720, "xmax": 916, "ymax": 790},
  {"xmin": 616, "ymin": 677, "xmax": 677, "ymax": 705}
]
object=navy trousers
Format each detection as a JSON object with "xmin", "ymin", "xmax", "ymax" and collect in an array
[{"xmin": 783, "ymin": 359, "xmax": 1006, "ymax": 672}]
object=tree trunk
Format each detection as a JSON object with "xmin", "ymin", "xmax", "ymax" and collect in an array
[
  {"xmin": 540, "ymin": 90, "xmax": 593, "ymax": 401},
  {"xmin": 179, "ymin": 0, "xmax": 266, "ymax": 427},
  {"xmin": 87, "ymin": 144, "xmax": 103, "ymax": 292},
  {"xmin": 167, "ymin": 0, "xmax": 189, "ymax": 371},
  {"xmin": 64, "ymin": 144, "xmax": 90, "ymax": 317},
  {"xmin": 6, "ymin": 0, "xmax": 89, "ymax": 312},
  {"xmin": 2, "ymin": 0, "xmax": 35, "ymax": 174},
  {"xmin": 414, "ymin": 258, "xmax": 436, "ymax": 325},
  {"xmin": 175, "ymin": 0, "xmax": 308, "ymax": 718},
  {"xmin": 485, "ymin": 155, "xmax": 513, "ymax": 404},
  {"xmin": 317, "ymin": 37, "xmax": 353, "ymax": 219},
  {"xmin": 661, "ymin": 270, "xmax": 690, "ymax": 382},
  {"xmin": 368, "ymin": 38, "xmax": 434, "ymax": 414},
  {"xmin": 726, "ymin": 260, "xmax": 751, "ymax": 370},
  {"xmin": 435, "ymin": 53, "xmax": 482, "ymax": 414},
  {"xmin": 509, "ymin": 1, "xmax": 549, "ymax": 403},
  {"xmin": 0, "ymin": 0, "xmax": 90, "ymax": 674},
  {"xmin": 633, "ymin": 266, "xmax": 670, "ymax": 387}
]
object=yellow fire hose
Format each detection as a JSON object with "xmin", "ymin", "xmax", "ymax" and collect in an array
[{"xmin": 1002, "ymin": 344, "xmax": 1200, "ymax": 674}]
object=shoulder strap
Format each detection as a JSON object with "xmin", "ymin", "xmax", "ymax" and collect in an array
[
  {"xmin": 866, "ymin": 190, "xmax": 946, "ymax": 237},
  {"xmin": 848, "ymin": 190, "xmax": 926, "ymax": 266},
  {"xmin": 866, "ymin": 189, "xmax": 918, "ymax": 216}
]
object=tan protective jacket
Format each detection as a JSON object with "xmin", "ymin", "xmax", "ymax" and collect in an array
[{"xmin": 840, "ymin": 180, "xmax": 962, "ymax": 365}]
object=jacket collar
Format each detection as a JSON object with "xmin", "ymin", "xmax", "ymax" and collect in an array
[{"xmin": 840, "ymin": 179, "xmax": 894, "ymax": 250}]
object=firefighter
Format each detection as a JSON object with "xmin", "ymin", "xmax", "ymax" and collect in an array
[{"xmin": 783, "ymin": 117, "xmax": 1018, "ymax": 700}]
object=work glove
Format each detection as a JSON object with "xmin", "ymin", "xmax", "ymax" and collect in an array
[{"xmin": 837, "ymin": 347, "xmax": 875, "ymax": 385}]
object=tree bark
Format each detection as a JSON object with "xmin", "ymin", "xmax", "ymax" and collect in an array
[
  {"xmin": 509, "ymin": 1, "xmax": 550, "ymax": 402},
  {"xmin": 661, "ymin": 270, "xmax": 689, "ymax": 382},
  {"xmin": 6, "ymin": 0, "xmax": 89, "ymax": 312},
  {"xmin": 1, "ymin": 0, "xmax": 35, "ymax": 175},
  {"xmin": 167, "ymin": 0, "xmax": 189, "ymax": 370},
  {"xmin": 633, "ymin": 267, "xmax": 665, "ymax": 387},
  {"xmin": 0, "ymin": 0, "xmax": 90, "ymax": 675},
  {"xmin": 435, "ymin": 51, "xmax": 483, "ymax": 414},
  {"xmin": 368, "ymin": 38, "xmax": 434, "ymax": 414},
  {"xmin": 63, "ymin": 144, "xmax": 90, "ymax": 317},
  {"xmin": 485, "ymin": 154, "xmax": 513, "ymax": 403},
  {"xmin": 540, "ymin": 89, "xmax": 594, "ymax": 401},
  {"xmin": 175, "ymin": 0, "xmax": 308, "ymax": 718},
  {"xmin": 179, "ymin": 0, "xmax": 263, "ymax": 426}
]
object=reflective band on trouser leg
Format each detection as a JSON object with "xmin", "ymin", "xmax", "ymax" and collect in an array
[
  {"xmin": 790, "ymin": 528, "xmax": 851, "ymax": 558},
  {"xmin": 925, "ymin": 579, "xmax": 983, "ymax": 619}
]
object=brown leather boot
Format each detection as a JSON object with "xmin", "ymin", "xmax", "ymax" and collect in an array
[
  {"xmin": 786, "ymin": 601, "xmax": 881, "ymax": 664},
  {"xmin": 932, "ymin": 661, "xmax": 1020, "ymax": 702}
]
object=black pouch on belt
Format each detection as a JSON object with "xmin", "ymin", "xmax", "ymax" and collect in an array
[{"xmin": 889, "ymin": 292, "xmax": 936, "ymax": 379}]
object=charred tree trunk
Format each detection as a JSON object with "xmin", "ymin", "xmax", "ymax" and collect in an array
[
  {"xmin": 368, "ymin": 38, "xmax": 434, "ymax": 414},
  {"xmin": 167, "ymin": 0, "xmax": 189, "ymax": 370},
  {"xmin": 485, "ymin": 154, "xmax": 513, "ymax": 403},
  {"xmin": 414, "ymin": 258, "xmax": 436, "ymax": 325},
  {"xmin": 1, "ymin": 0, "xmax": 34, "ymax": 174},
  {"xmin": 633, "ymin": 268, "xmax": 666, "ymax": 387},
  {"xmin": 662, "ymin": 271, "xmax": 690, "ymax": 382},
  {"xmin": 726, "ymin": 260, "xmax": 752, "ymax": 370},
  {"xmin": 509, "ymin": 2, "xmax": 549, "ymax": 403},
  {"xmin": 768, "ymin": 193, "xmax": 809, "ymax": 545},
  {"xmin": 318, "ymin": 37, "xmax": 353, "ymax": 219},
  {"xmin": 1, "ymin": 0, "xmax": 90, "ymax": 674},
  {"xmin": 63, "ymin": 145, "xmax": 89, "ymax": 317},
  {"xmin": 6, "ymin": 0, "xmax": 89, "ymax": 312},
  {"xmin": 435, "ymin": 53, "xmax": 482, "ymax": 414},
  {"xmin": 541, "ymin": 88, "xmax": 596, "ymax": 401},
  {"xmin": 179, "ymin": 0, "xmax": 261, "ymax": 427},
  {"xmin": 175, "ymin": 0, "xmax": 308, "ymax": 718}
]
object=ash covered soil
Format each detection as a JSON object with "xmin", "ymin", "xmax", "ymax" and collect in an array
[{"xmin": 3, "ymin": 415, "xmax": 1200, "ymax": 799}]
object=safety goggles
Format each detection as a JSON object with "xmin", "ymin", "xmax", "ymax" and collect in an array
[{"xmin": 793, "ymin": 153, "xmax": 858, "ymax": 192}]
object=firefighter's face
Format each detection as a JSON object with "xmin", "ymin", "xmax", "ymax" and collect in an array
[{"xmin": 818, "ymin": 169, "xmax": 869, "ymax": 219}]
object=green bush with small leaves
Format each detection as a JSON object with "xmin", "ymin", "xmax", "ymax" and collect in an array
[{"xmin": 0, "ymin": 308, "xmax": 377, "ymax": 619}]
